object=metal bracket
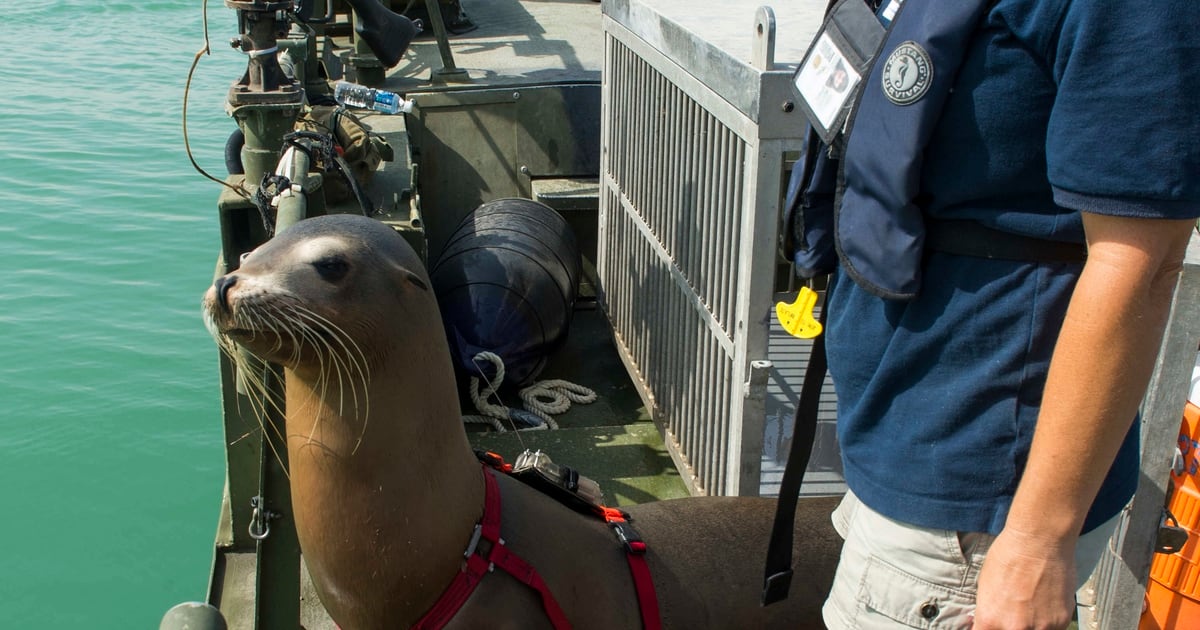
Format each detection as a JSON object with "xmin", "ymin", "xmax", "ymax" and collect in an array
[
  {"xmin": 752, "ymin": 6, "xmax": 777, "ymax": 71},
  {"xmin": 248, "ymin": 495, "xmax": 281, "ymax": 541},
  {"xmin": 1155, "ymin": 508, "xmax": 1189, "ymax": 554}
]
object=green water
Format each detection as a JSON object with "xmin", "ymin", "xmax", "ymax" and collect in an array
[{"xmin": 1, "ymin": 2, "xmax": 251, "ymax": 626}]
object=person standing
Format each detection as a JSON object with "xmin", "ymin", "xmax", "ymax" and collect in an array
[{"xmin": 784, "ymin": 0, "xmax": 1200, "ymax": 627}]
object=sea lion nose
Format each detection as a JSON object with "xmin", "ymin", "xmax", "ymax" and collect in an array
[{"xmin": 214, "ymin": 274, "xmax": 238, "ymax": 311}]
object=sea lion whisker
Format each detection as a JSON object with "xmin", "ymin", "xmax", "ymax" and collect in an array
[
  {"xmin": 273, "ymin": 305, "xmax": 365, "ymax": 452},
  {"xmin": 267, "ymin": 304, "xmax": 308, "ymax": 365},
  {"xmin": 283, "ymin": 313, "xmax": 340, "ymax": 444},
  {"xmin": 213, "ymin": 344, "xmax": 292, "ymax": 480},
  {"xmin": 244, "ymin": 359, "xmax": 291, "ymax": 448},
  {"xmin": 289, "ymin": 305, "xmax": 372, "ymax": 387},
  {"xmin": 274, "ymin": 304, "xmax": 362, "ymax": 450},
  {"xmin": 229, "ymin": 430, "xmax": 256, "ymax": 446},
  {"xmin": 257, "ymin": 305, "xmax": 335, "ymax": 444},
  {"xmin": 288, "ymin": 306, "xmax": 372, "ymax": 419},
  {"xmin": 257, "ymin": 306, "xmax": 291, "ymax": 356},
  {"xmin": 287, "ymin": 310, "xmax": 372, "ymax": 455},
  {"xmin": 301, "ymin": 312, "xmax": 372, "ymax": 449},
  {"xmin": 214, "ymin": 306, "xmax": 293, "ymax": 458},
  {"xmin": 260, "ymin": 427, "xmax": 292, "ymax": 481},
  {"xmin": 236, "ymin": 355, "xmax": 290, "ymax": 441},
  {"xmin": 273, "ymin": 307, "xmax": 336, "ymax": 398}
]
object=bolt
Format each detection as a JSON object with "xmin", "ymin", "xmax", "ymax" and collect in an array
[{"xmin": 781, "ymin": 101, "xmax": 795, "ymax": 113}]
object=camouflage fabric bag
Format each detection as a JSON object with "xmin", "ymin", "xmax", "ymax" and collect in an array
[{"xmin": 294, "ymin": 104, "xmax": 386, "ymax": 204}]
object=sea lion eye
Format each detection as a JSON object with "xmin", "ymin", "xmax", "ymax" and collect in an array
[{"xmin": 313, "ymin": 255, "xmax": 350, "ymax": 282}]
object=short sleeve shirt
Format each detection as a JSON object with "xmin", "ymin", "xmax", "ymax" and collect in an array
[{"xmin": 827, "ymin": 0, "xmax": 1200, "ymax": 535}]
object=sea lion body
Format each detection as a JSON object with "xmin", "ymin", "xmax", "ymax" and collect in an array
[
  {"xmin": 203, "ymin": 214, "xmax": 840, "ymax": 629},
  {"xmin": 467, "ymin": 479, "xmax": 840, "ymax": 630}
]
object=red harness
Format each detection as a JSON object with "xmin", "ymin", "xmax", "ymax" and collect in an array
[{"xmin": 411, "ymin": 463, "xmax": 662, "ymax": 629}]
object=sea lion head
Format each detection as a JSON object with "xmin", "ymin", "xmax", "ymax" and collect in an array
[{"xmin": 203, "ymin": 213, "xmax": 433, "ymax": 377}]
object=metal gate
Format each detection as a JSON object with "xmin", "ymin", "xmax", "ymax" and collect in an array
[{"xmin": 597, "ymin": 0, "xmax": 821, "ymax": 496}]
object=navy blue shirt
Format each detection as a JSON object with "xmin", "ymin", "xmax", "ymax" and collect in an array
[{"xmin": 829, "ymin": 0, "xmax": 1200, "ymax": 535}]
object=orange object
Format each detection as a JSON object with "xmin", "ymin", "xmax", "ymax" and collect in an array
[{"xmin": 1141, "ymin": 402, "xmax": 1200, "ymax": 629}]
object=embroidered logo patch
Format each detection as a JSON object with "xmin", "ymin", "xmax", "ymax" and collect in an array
[{"xmin": 881, "ymin": 41, "xmax": 932, "ymax": 105}]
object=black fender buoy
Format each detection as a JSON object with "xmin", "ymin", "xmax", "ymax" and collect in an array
[
  {"xmin": 430, "ymin": 198, "xmax": 581, "ymax": 389},
  {"xmin": 224, "ymin": 128, "xmax": 245, "ymax": 175}
]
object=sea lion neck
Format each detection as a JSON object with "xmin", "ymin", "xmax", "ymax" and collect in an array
[{"xmin": 282, "ymin": 348, "xmax": 486, "ymax": 626}]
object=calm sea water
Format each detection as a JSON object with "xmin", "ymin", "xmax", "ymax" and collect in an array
[{"xmin": 1, "ymin": 2, "xmax": 251, "ymax": 626}]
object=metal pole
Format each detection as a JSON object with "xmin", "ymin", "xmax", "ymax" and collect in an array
[{"xmin": 423, "ymin": 0, "xmax": 468, "ymax": 81}]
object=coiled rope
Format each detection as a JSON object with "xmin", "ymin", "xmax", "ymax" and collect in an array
[{"xmin": 462, "ymin": 351, "xmax": 596, "ymax": 431}]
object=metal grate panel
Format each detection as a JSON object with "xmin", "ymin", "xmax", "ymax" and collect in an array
[{"xmin": 597, "ymin": 2, "xmax": 818, "ymax": 495}]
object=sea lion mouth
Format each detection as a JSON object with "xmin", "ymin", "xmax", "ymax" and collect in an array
[
  {"xmin": 205, "ymin": 298, "xmax": 356, "ymax": 369},
  {"xmin": 203, "ymin": 302, "xmax": 279, "ymax": 352},
  {"xmin": 222, "ymin": 325, "xmax": 286, "ymax": 349}
]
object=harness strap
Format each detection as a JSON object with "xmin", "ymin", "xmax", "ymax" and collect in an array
[
  {"xmin": 411, "ymin": 467, "xmax": 571, "ymax": 630},
  {"xmin": 476, "ymin": 451, "xmax": 662, "ymax": 629},
  {"xmin": 412, "ymin": 554, "xmax": 484, "ymax": 630},
  {"xmin": 602, "ymin": 507, "xmax": 662, "ymax": 630},
  {"xmin": 482, "ymin": 496, "xmax": 572, "ymax": 629}
]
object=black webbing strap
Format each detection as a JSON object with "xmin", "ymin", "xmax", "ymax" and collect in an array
[
  {"xmin": 762, "ymin": 296, "xmax": 830, "ymax": 606},
  {"xmin": 925, "ymin": 219, "xmax": 1087, "ymax": 263}
]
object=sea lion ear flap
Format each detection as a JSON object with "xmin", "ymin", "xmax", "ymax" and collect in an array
[
  {"xmin": 405, "ymin": 270, "xmax": 429, "ymax": 292},
  {"xmin": 386, "ymin": 259, "xmax": 429, "ymax": 292}
]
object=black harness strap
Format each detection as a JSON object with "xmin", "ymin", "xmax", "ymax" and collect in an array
[{"xmin": 761, "ymin": 296, "xmax": 830, "ymax": 606}]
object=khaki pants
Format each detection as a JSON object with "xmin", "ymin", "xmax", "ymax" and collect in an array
[{"xmin": 821, "ymin": 491, "xmax": 1118, "ymax": 629}]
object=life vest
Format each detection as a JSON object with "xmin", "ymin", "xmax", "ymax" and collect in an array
[{"xmin": 786, "ymin": 0, "xmax": 998, "ymax": 300}]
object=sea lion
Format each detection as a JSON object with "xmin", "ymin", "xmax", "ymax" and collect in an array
[{"xmin": 203, "ymin": 213, "xmax": 841, "ymax": 629}]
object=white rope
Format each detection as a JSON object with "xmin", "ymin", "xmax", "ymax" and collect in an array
[
  {"xmin": 463, "ymin": 351, "xmax": 598, "ymax": 431},
  {"xmin": 461, "ymin": 414, "xmax": 506, "ymax": 432},
  {"xmin": 518, "ymin": 379, "xmax": 597, "ymax": 430},
  {"xmin": 467, "ymin": 351, "xmax": 512, "ymax": 431}
]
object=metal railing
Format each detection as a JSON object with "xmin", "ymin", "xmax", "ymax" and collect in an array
[{"xmin": 597, "ymin": 0, "xmax": 821, "ymax": 496}]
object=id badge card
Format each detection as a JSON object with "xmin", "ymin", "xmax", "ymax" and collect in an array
[{"xmin": 792, "ymin": 0, "xmax": 888, "ymax": 144}]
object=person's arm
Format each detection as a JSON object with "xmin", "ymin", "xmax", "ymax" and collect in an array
[{"xmin": 973, "ymin": 212, "xmax": 1195, "ymax": 629}]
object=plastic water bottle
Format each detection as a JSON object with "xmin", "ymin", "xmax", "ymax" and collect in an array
[{"xmin": 333, "ymin": 80, "xmax": 413, "ymax": 114}]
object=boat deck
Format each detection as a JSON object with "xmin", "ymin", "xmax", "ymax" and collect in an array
[
  {"xmin": 465, "ymin": 305, "xmax": 692, "ymax": 506},
  {"xmin": 349, "ymin": 0, "xmax": 605, "ymax": 90}
]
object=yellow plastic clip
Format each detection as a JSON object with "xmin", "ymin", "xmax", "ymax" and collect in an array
[{"xmin": 775, "ymin": 286, "xmax": 823, "ymax": 339}]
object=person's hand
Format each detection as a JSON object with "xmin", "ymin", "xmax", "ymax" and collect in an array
[{"xmin": 971, "ymin": 527, "xmax": 1076, "ymax": 629}]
